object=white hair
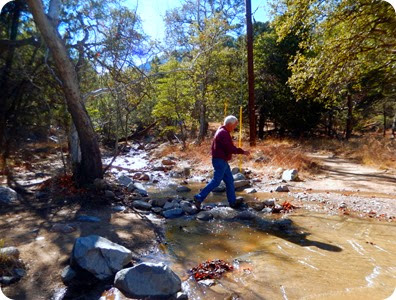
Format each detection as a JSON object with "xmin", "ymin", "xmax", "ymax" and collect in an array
[{"xmin": 224, "ymin": 115, "xmax": 238, "ymax": 126}]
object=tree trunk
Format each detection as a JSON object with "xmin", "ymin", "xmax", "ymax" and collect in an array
[
  {"xmin": 345, "ymin": 93, "xmax": 353, "ymax": 140},
  {"xmin": 258, "ymin": 106, "xmax": 265, "ymax": 139},
  {"xmin": 392, "ymin": 111, "xmax": 396, "ymax": 138},
  {"xmin": 197, "ymin": 101, "xmax": 207, "ymax": 143},
  {"xmin": 27, "ymin": 0, "xmax": 102, "ymax": 184},
  {"xmin": 383, "ymin": 102, "xmax": 387, "ymax": 137}
]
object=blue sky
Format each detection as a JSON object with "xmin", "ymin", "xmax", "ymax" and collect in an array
[{"xmin": 126, "ymin": 0, "xmax": 270, "ymax": 41}]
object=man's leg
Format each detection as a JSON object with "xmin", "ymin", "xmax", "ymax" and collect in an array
[
  {"xmin": 223, "ymin": 162, "xmax": 236, "ymax": 206},
  {"xmin": 194, "ymin": 158, "xmax": 226, "ymax": 205}
]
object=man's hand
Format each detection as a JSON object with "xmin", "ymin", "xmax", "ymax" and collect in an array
[{"xmin": 244, "ymin": 150, "xmax": 250, "ymax": 156}]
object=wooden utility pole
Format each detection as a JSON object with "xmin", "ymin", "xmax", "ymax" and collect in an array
[{"xmin": 246, "ymin": 0, "xmax": 256, "ymax": 146}]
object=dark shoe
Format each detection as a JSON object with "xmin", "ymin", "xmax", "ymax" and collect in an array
[{"xmin": 194, "ymin": 196, "xmax": 202, "ymax": 210}]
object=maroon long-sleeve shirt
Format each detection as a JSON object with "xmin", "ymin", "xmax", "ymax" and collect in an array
[{"xmin": 211, "ymin": 126, "xmax": 244, "ymax": 161}]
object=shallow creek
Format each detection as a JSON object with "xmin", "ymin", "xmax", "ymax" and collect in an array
[
  {"xmin": 144, "ymin": 192, "xmax": 396, "ymax": 300},
  {"xmin": 102, "ymin": 149, "xmax": 396, "ymax": 300}
]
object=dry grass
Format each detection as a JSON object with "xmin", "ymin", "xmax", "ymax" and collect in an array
[
  {"xmin": 0, "ymin": 240, "xmax": 26, "ymax": 277},
  {"xmin": 301, "ymin": 136, "xmax": 396, "ymax": 170}
]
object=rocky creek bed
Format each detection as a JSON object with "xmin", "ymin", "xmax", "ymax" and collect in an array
[{"xmin": 0, "ymin": 142, "xmax": 395, "ymax": 299}]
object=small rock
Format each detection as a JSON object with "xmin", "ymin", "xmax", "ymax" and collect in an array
[
  {"xmin": 140, "ymin": 174, "xmax": 150, "ymax": 181},
  {"xmin": 13, "ymin": 268, "xmax": 26, "ymax": 278},
  {"xmin": 275, "ymin": 185, "xmax": 289, "ymax": 192},
  {"xmin": 263, "ymin": 199, "xmax": 276, "ymax": 207},
  {"xmin": 51, "ymin": 224, "xmax": 76, "ymax": 233},
  {"xmin": 250, "ymin": 202, "xmax": 265, "ymax": 211},
  {"xmin": 339, "ymin": 202, "xmax": 347, "ymax": 209},
  {"xmin": 132, "ymin": 201, "xmax": 152, "ymax": 211},
  {"xmin": 262, "ymin": 207, "xmax": 273, "ymax": 214},
  {"xmin": 163, "ymin": 208, "xmax": 184, "ymax": 219},
  {"xmin": 35, "ymin": 236, "xmax": 45, "ymax": 241},
  {"xmin": 245, "ymin": 188, "xmax": 257, "ymax": 194},
  {"xmin": 0, "ymin": 186, "xmax": 18, "ymax": 204},
  {"xmin": 112, "ymin": 205, "xmax": 126, "ymax": 212},
  {"xmin": 196, "ymin": 211, "xmax": 213, "ymax": 221},
  {"xmin": 118, "ymin": 175, "xmax": 133, "ymax": 187},
  {"xmin": 151, "ymin": 198, "xmax": 168, "ymax": 207},
  {"xmin": 199, "ymin": 279, "xmax": 215, "ymax": 286},
  {"xmin": 233, "ymin": 173, "xmax": 246, "ymax": 181},
  {"xmin": 234, "ymin": 180, "xmax": 250, "ymax": 189},
  {"xmin": 162, "ymin": 159, "xmax": 176, "ymax": 166},
  {"xmin": 176, "ymin": 186, "xmax": 191, "ymax": 193},
  {"xmin": 164, "ymin": 200, "xmax": 180, "ymax": 210},
  {"xmin": 170, "ymin": 291, "xmax": 189, "ymax": 300},
  {"xmin": 231, "ymin": 167, "xmax": 241, "ymax": 175}
]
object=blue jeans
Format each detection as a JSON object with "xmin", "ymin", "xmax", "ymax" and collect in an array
[{"xmin": 195, "ymin": 158, "xmax": 236, "ymax": 205}]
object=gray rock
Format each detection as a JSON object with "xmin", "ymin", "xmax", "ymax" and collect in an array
[
  {"xmin": 114, "ymin": 262, "xmax": 181, "ymax": 299},
  {"xmin": 212, "ymin": 183, "xmax": 226, "ymax": 193},
  {"xmin": 0, "ymin": 247, "xmax": 20, "ymax": 259},
  {"xmin": 170, "ymin": 291, "xmax": 189, "ymax": 300},
  {"xmin": 71, "ymin": 235, "xmax": 132, "ymax": 280},
  {"xmin": 282, "ymin": 169, "xmax": 299, "ymax": 181},
  {"xmin": 235, "ymin": 211, "xmax": 256, "ymax": 220},
  {"xmin": 51, "ymin": 223, "xmax": 77, "ymax": 233},
  {"xmin": 0, "ymin": 186, "xmax": 18, "ymax": 204},
  {"xmin": 152, "ymin": 166, "xmax": 166, "ymax": 171},
  {"xmin": 132, "ymin": 201, "xmax": 152, "ymax": 211},
  {"xmin": 180, "ymin": 201, "xmax": 197, "ymax": 215},
  {"xmin": 275, "ymin": 185, "xmax": 289, "ymax": 192},
  {"xmin": 198, "ymin": 279, "xmax": 215, "ymax": 286},
  {"xmin": 151, "ymin": 198, "xmax": 168, "ymax": 207},
  {"xmin": 118, "ymin": 175, "xmax": 133, "ymax": 187},
  {"xmin": 112, "ymin": 205, "xmax": 126, "ymax": 212},
  {"xmin": 231, "ymin": 167, "xmax": 242, "ymax": 175},
  {"xmin": 151, "ymin": 207, "xmax": 163, "ymax": 214},
  {"xmin": 163, "ymin": 200, "xmax": 180, "ymax": 210},
  {"xmin": 127, "ymin": 182, "xmax": 135, "ymax": 192},
  {"xmin": 0, "ymin": 276, "xmax": 14, "ymax": 284},
  {"xmin": 176, "ymin": 186, "xmax": 191, "ymax": 193},
  {"xmin": 263, "ymin": 199, "xmax": 276, "ymax": 207},
  {"xmin": 163, "ymin": 208, "xmax": 184, "ymax": 219},
  {"xmin": 105, "ymin": 190, "xmax": 116, "ymax": 199},
  {"xmin": 233, "ymin": 173, "xmax": 246, "ymax": 181},
  {"xmin": 250, "ymin": 202, "xmax": 265, "ymax": 211},
  {"xmin": 196, "ymin": 211, "xmax": 213, "ymax": 221},
  {"xmin": 245, "ymin": 188, "xmax": 257, "ymax": 194},
  {"xmin": 234, "ymin": 180, "xmax": 250, "ymax": 189},
  {"xmin": 61, "ymin": 265, "xmax": 77, "ymax": 285},
  {"xmin": 262, "ymin": 207, "xmax": 273, "ymax": 214}
]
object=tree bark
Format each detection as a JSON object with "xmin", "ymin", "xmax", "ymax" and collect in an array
[{"xmin": 27, "ymin": 0, "xmax": 102, "ymax": 184}]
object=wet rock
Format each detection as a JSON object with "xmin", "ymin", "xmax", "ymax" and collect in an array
[
  {"xmin": 245, "ymin": 188, "xmax": 257, "ymax": 194},
  {"xmin": 151, "ymin": 207, "xmax": 163, "ymax": 214},
  {"xmin": 263, "ymin": 199, "xmax": 276, "ymax": 207},
  {"xmin": 176, "ymin": 186, "xmax": 191, "ymax": 193},
  {"xmin": 180, "ymin": 201, "xmax": 197, "ymax": 215},
  {"xmin": 272, "ymin": 204, "xmax": 283, "ymax": 213},
  {"xmin": 152, "ymin": 165, "xmax": 166, "ymax": 171},
  {"xmin": 164, "ymin": 200, "xmax": 180, "ymax": 210},
  {"xmin": 233, "ymin": 173, "xmax": 246, "ymax": 181},
  {"xmin": 128, "ymin": 182, "xmax": 148, "ymax": 196},
  {"xmin": 234, "ymin": 180, "xmax": 250, "ymax": 189},
  {"xmin": 212, "ymin": 183, "xmax": 226, "ymax": 192},
  {"xmin": 282, "ymin": 169, "xmax": 298, "ymax": 181},
  {"xmin": 132, "ymin": 201, "xmax": 152, "ymax": 211},
  {"xmin": 0, "ymin": 247, "xmax": 20, "ymax": 259},
  {"xmin": 151, "ymin": 198, "xmax": 168, "ymax": 207},
  {"xmin": 249, "ymin": 202, "xmax": 265, "ymax": 211},
  {"xmin": 163, "ymin": 208, "xmax": 184, "ymax": 219},
  {"xmin": 262, "ymin": 207, "xmax": 273, "ymax": 214},
  {"xmin": 77, "ymin": 215, "xmax": 101, "ymax": 223},
  {"xmin": 196, "ymin": 211, "xmax": 213, "ymax": 221},
  {"xmin": 235, "ymin": 211, "xmax": 256, "ymax": 221},
  {"xmin": 275, "ymin": 185, "xmax": 289, "ymax": 192},
  {"xmin": 198, "ymin": 279, "xmax": 215, "ymax": 286},
  {"xmin": 0, "ymin": 276, "xmax": 15, "ymax": 284},
  {"xmin": 0, "ymin": 186, "xmax": 18, "ymax": 204},
  {"xmin": 94, "ymin": 178, "xmax": 109, "ymax": 190},
  {"xmin": 51, "ymin": 223, "xmax": 77, "ymax": 233},
  {"xmin": 118, "ymin": 175, "xmax": 133, "ymax": 187},
  {"xmin": 114, "ymin": 262, "xmax": 181, "ymax": 299},
  {"xmin": 71, "ymin": 235, "xmax": 132, "ymax": 280}
]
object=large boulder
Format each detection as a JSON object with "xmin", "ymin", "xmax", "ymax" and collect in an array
[
  {"xmin": 71, "ymin": 235, "xmax": 132, "ymax": 280},
  {"xmin": 0, "ymin": 186, "xmax": 18, "ymax": 204},
  {"xmin": 114, "ymin": 262, "xmax": 181, "ymax": 299}
]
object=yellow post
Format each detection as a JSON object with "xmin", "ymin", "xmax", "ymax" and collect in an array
[
  {"xmin": 224, "ymin": 102, "xmax": 228, "ymax": 118},
  {"xmin": 239, "ymin": 106, "xmax": 242, "ymax": 172}
]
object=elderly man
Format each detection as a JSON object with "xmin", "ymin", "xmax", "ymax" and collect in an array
[{"xmin": 194, "ymin": 115, "xmax": 250, "ymax": 210}]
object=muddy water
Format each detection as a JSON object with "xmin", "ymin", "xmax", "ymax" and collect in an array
[{"xmin": 144, "ymin": 186, "xmax": 396, "ymax": 300}]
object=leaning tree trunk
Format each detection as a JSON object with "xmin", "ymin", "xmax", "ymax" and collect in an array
[
  {"xmin": 392, "ymin": 111, "xmax": 396, "ymax": 138},
  {"xmin": 27, "ymin": 0, "xmax": 102, "ymax": 184}
]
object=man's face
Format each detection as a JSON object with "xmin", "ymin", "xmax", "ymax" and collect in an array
[{"xmin": 230, "ymin": 121, "xmax": 238, "ymax": 131}]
